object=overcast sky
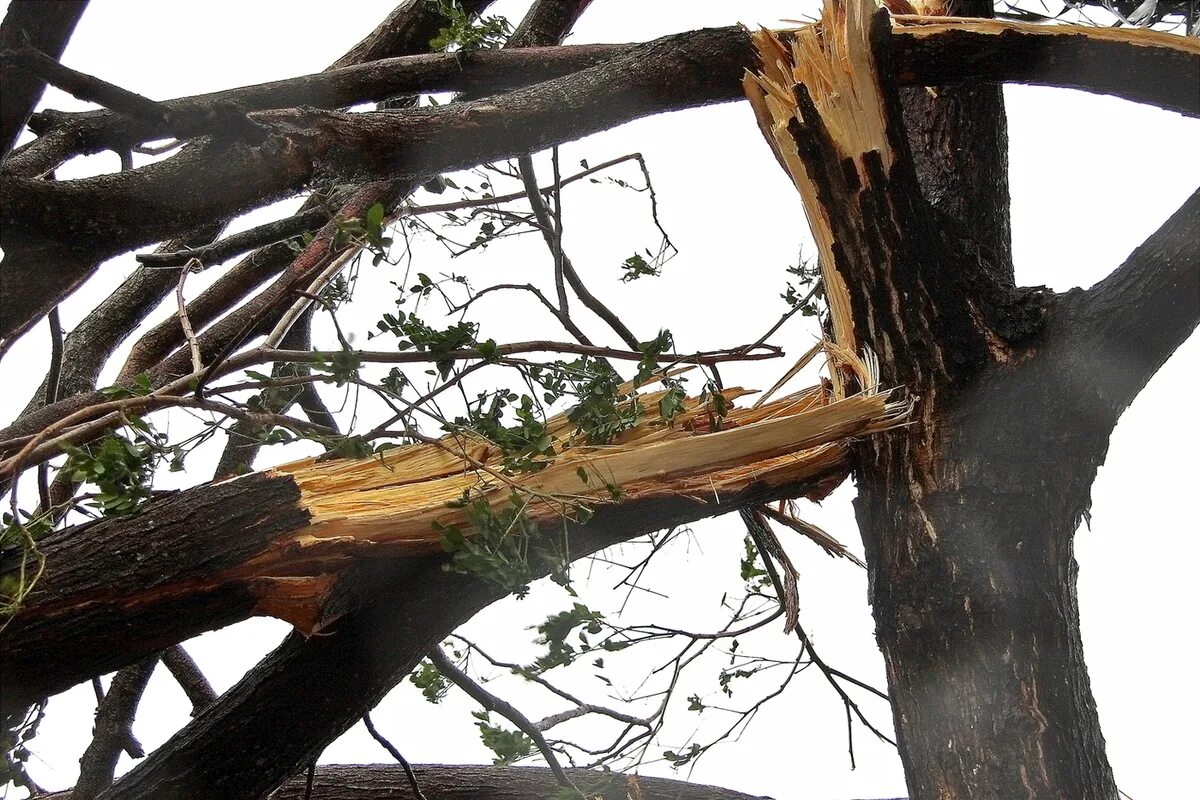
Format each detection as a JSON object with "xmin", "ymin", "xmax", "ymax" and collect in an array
[{"xmin": 2, "ymin": 2, "xmax": 1197, "ymax": 798}]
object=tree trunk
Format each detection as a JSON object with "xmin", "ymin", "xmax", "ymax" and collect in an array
[{"xmin": 744, "ymin": 2, "xmax": 1198, "ymax": 796}]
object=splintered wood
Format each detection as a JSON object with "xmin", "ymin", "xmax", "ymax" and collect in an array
[
  {"xmin": 258, "ymin": 377, "xmax": 905, "ymax": 571},
  {"xmin": 742, "ymin": 0, "xmax": 892, "ymax": 374}
]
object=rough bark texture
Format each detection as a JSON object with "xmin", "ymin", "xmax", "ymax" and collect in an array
[
  {"xmin": 744, "ymin": 4, "xmax": 1196, "ymax": 797},
  {"xmin": 0, "ymin": 471, "xmax": 309, "ymax": 719},
  {"xmin": 3, "ymin": 19, "xmax": 1193, "ymax": 353},
  {"xmin": 93, "ymin": 478, "xmax": 834, "ymax": 800},
  {"xmin": 0, "ymin": 0, "xmax": 89, "ymax": 158},
  {"xmin": 898, "ymin": 1, "xmax": 1012, "ymax": 279},
  {"xmin": 841, "ymin": 8, "xmax": 1196, "ymax": 800},
  {"xmin": 44, "ymin": 764, "xmax": 775, "ymax": 800}
]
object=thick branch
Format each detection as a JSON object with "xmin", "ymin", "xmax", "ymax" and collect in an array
[
  {"xmin": 0, "ymin": 0, "xmax": 88, "ymax": 159},
  {"xmin": 1, "ymin": 387, "xmax": 882, "ymax": 714},
  {"xmin": 94, "ymin": 480, "xmax": 826, "ymax": 800},
  {"xmin": 17, "ymin": 44, "xmax": 623, "ymax": 164},
  {"xmin": 267, "ymin": 764, "xmax": 773, "ymax": 800},
  {"xmin": 3, "ymin": 21, "xmax": 1194, "ymax": 350},
  {"xmin": 73, "ymin": 657, "xmax": 157, "ymax": 800},
  {"xmin": 897, "ymin": 0, "xmax": 1012, "ymax": 280},
  {"xmin": 48, "ymin": 764, "xmax": 774, "ymax": 800},
  {"xmin": 1061, "ymin": 187, "xmax": 1200, "ymax": 419},
  {"xmin": 890, "ymin": 14, "xmax": 1200, "ymax": 118}
]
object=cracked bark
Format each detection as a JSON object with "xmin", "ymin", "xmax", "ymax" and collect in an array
[{"xmin": 745, "ymin": 3, "xmax": 1198, "ymax": 797}]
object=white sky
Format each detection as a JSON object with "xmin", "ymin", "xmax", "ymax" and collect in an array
[{"xmin": 2, "ymin": 2, "xmax": 1198, "ymax": 798}]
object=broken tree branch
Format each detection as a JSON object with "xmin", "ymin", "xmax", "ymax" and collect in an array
[
  {"xmin": 3, "ymin": 19, "xmax": 1194, "ymax": 351},
  {"xmin": 0, "ymin": 0, "xmax": 89, "ymax": 160}
]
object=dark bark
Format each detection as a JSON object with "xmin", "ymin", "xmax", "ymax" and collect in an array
[
  {"xmin": 2, "ymin": 21, "xmax": 1194, "ymax": 352},
  {"xmin": 94, "ymin": 479, "xmax": 832, "ymax": 800},
  {"xmin": 47, "ymin": 763, "xmax": 776, "ymax": 800},
  {"xmin": 737, "ymin": 6, "xmax": 1197, "ymax": 797},
  {"xmin": 267, "ymin": 764, "xmax": 772, "ymax": 800},
  {"xmin": 329, "ymin": 1, "xmax": 496, "ymax": 69},
  {"xmin": 15, "ymin": 44, "xmax": 623, "ymax": 166},
  {"xmin": 890, "ymin": 16, "xmax": 1200, "ymax": 119},
  {"xmin": 0, "ymin": 0, "xmax": 493, "ymax": 360},
  {"xmin": 898, "ymin": 1, "xmax": 1012, "ymax": 279},
  {"xmin": 1064, "ymin": 187, "xmax": 1200, "ymax": 418},
  {"xmin": 802, "ymin": 11, "xmax": 1194, "ymax": 800},
  {"xmin": 159, "ymin": 645, "xmax": 217, "ymax": 715},
  {"xmin": 17, "ymin": 225, "xmax": 224, "ymax": 418},
  {"xmin": 0, "ymin": 0, "xmax": 88, "ymax": 159},
  {"xmin": 73, "ymin": 656, "xmax": 157, "ymax": 799},
  {"xmin": 0, "ymin": 471, "xmax": 310, "ymax": 720},
  {"xmin": 854, "ymin": 190, "xmax": 1195, "ymax": 799}
]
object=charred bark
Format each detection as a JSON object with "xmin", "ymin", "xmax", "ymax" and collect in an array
[{"xmin": 744, "ymin": 3, "xmax": 1198, "ymax": 797}]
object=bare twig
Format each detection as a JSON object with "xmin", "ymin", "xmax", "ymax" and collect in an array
[
  {"xmin": 175, "ymin": 259, "xmax": 204, "ymax": 376},
  {"xmin": 137, "ymin": 208, "xmax": 331, "ymax": 269},
  {"xmin": 519, "ymin": 154, "xmax": 640, "ymax": 349},
  {"xmin": 428, "ymin": 647, "xmax": 574, "ymax": 789},
  {"xmin": 742, "ymin": 510, "xmax": 894, "ymax": 769},
  {"xmin": 361, "ymin": 711, "xmax": 427, "ymax": 800},
  {"xmin": 36, "ymin": 307, "xmax": 64, "ymax": 511}
]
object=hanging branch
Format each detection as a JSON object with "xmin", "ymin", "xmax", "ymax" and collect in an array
[{"xmin": 428, "ymin": 647, "xmax": 574, "ymax": 788}]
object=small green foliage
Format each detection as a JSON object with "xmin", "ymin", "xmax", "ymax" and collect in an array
[
  {"xmin": 657, "ymin": 378, "xmax": 687, "ymax": 426},
  {"xmin": 430, "ymin": 0, "xmax": 512, "ymax": 52},
  {"xmin": 437, "ymin": 493, "xmax": 570, "ymax": 597},
  {"xmin": 718, "ymin": 667, "xmax": 757, "ymax": 698},
  {"xmin": 739, "ymin": 536, "xmax": 770, "ymax": 591},
  {"xmin": 563, "ymin": 358, "xmax": 641, "ymax": 444},
  {"xmin": 0, "ymin": 703, "xmax": 45, "ymax": 792},
  {"xmin": 663, "ymin": 743, "xmax": 702, "ymax": 768},
  {"xmin": 320, "ymin": 274, "xmax": 351, "ymax": 306},
  {"xmin": 634, "ymin": 329, "xmax": 674, "ymax": 385},
  {"xmin": 60, "ymin": 429, "xmax": 164, "ymax": 516},
  {"xmin": 700, "ymin": 380, "xmax": 730, "ymax": 431},
  {"xmin": 687, "ymin": 693, "xmax": 706, "ymax": 712},
  {"xmin": 472, "ymin": 711, "xmax": 533, "ymax": 765},
  {"xmin": 375, "ymin": 309, "xmax": 478, "ymax": 378},
  {"xmin": 529, "ymin": 602, "xmax": 604, "ymax": 673},
  {"xmin": 619, "ymin": 252, "xmax": 660, "ymax": 282},
  {"xmin": 781, "ymin": 253, "xmax": 823, "ymax": 316},
  {"xmin": 380, "ymin": 367, "xmax": 409, "ymax": 397},
  {"xmin": 99, "ymin": 372, "xmax": 153, "ymax": 399},
  {"xmin": 454, "ymin": 392, "xmax": 555, "ymax": 474},
  {"xmin": 409, "ymin": 658, "xmax": 450, "ymax": 703},
  {"xmin": 0, "ymin": 510, "xmax": 53, "ymax": 551},
  {"xmin": 330, "ymin": 202, "xmax": 394, "ymax": 265},
  {"xmin": 311, "ymin": 349, "xmax": 362, "ymax": 387}
]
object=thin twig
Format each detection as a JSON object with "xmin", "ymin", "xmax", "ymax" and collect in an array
[
  {"xmin": 518, "ymin": 155, "xmax": 640, "ymax": 349},
  {"xmin": 742, "ymin": 510, "xmax": 895, "ymax": 767},
  {"xmin": 36, "ymin": 307, "xmax": 64, "ymax": 512},
  {"xmin": 361, "ymin": 711, "xmax": 427, "ymax": 800},
  {"xmin": 429, "ymin": 647, "xmax": 575, "ymax": 789},
  {"xmin": 176, "ymin": 259, "xmax": 204, "ymax": 376}
]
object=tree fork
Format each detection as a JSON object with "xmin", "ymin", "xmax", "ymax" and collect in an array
[{"xmin": 739, "ymin": 0, "xmax": 1187, "ymax": 796}]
